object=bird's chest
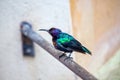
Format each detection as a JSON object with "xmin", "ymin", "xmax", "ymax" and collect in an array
[
  {"xmin": 53, "ymin": 41, "xmax": 57, "ymax": 47},
  {"xmin": 52, "ymin": 38, "xmax": 57, "ymax": 47}
]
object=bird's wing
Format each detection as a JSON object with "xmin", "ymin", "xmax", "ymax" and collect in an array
[
  {"xmin": 57, "ymin": 33, "xmax": 81, "ymax": 46},
  {"xmin": 57, "ymin": 33, "xmax": 73, "ymax": 46},
  {"xmin": 62, "ymin": 38, "xmax": 91, "ymax": 54},
  {"xmin": 57, "ymin": 33, "xmax": 91, "ymax": 54},
  {"xmin": 55, "ymin": 40, "xmax": 72, "ymax": 52},
  {"xmin": 57, "ymin": 33, "xmax": 85, "ymax": 53},
  {"xmin": 57, "ymin": 33, "xmax": 78, "ymax": 49},
  {"xmin": 63, "ymin": 39, "xmax": 83, "ymax": 51}
]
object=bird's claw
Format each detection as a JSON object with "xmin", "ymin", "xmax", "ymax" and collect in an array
[
  {"xmin": 59, "ymin": 53, "xmax": 66, "ymax": 59},
  {"xmin": 64, "ymin": 57, "xmax": 73, "ymax": 61},
  {"xmin": 59, "ymin": 53, "xmax": 73, "ymax": 61}
]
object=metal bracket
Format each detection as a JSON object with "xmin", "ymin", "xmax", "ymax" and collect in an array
[{"xmin": 21, "ymin": 21, "xmax": 35, "ymax": 57}]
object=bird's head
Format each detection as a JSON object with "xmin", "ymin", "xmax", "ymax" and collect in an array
[{"xmin": 39, "ymin": 27, "xmax": 62, "ymax": 37}]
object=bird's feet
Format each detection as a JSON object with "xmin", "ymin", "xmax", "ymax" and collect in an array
[
  {"xmin": 64, "ymin": 56, "xmax": 73, "ymax": 61},
  {"xmin": 64, "ymin": 52, "xmax": 73, "ymax": 61},
  {"xmin": 59, "ymin": 53, "xmax": 66, "ymax": 59},
  {"xmin": 59, "ymin": 52, "xmax": 73, "ymax": 61}
]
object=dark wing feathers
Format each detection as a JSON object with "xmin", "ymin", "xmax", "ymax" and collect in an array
[
  {"xmin": 62, "ymin": 39, "xmax": 86, "ymax": 53},
  {"xmin": 55, "ymin": 42, "xmax": 72, "ymax": 52},
  {"xmin": 57, "ymin": 33, "xmax": 91, "ymax": 54}
]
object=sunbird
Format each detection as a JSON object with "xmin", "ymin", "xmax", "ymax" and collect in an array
[{"xmin": 39, "ymin": 28, "xmax": 91, "ymax": 59}]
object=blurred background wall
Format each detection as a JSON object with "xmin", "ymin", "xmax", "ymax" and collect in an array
[
  {"xmin": 0, "ymin": 0, "xmax": 75, "ymax": 80},
  {"xmin": 0, "ymin": 0, "xmax": 120, "ymax": 80},
  {"xmin": 70, "ymin": 0, "xmax": 120, "ymax": 80}
]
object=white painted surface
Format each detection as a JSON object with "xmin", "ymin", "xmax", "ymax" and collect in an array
[{"xmin": 0, "ymin": 0, "xmax": 75, "ymax": 80}]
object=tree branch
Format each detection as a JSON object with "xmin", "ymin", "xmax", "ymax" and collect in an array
[{"xmin": 20, "ymin": 21, "xmax": 97, "ymax": 80}]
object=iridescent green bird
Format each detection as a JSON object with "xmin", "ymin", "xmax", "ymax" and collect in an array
[{"xmin": 39, "ymin": 28, "xmax": 91, "ymax": 58}]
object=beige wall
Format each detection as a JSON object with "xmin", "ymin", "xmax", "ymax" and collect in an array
[
  {"xmin": 70, "ymin": 0, "xmax": 95, "ymax": 69},
  {"xmin": 0, "ymin": 0, "xmax": 76, "ymax": 80},
  {"xmin": 70, "ymin": 0, "xmax": 120, "ymax": 79}
]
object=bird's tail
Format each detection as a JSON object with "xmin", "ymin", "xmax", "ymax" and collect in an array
[{"xmin": 81, "ymin": 46, "xmax": 92, "ymax": 55}]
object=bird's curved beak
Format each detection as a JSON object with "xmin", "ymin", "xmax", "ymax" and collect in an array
[{"xmin": 39, "ymin": 29, "xmax": 49, "ymax": 32}]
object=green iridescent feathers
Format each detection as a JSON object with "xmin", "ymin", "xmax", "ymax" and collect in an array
[{"xmin": 57, "ymin": 33, "xmax": 73, "ymax": 44}]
